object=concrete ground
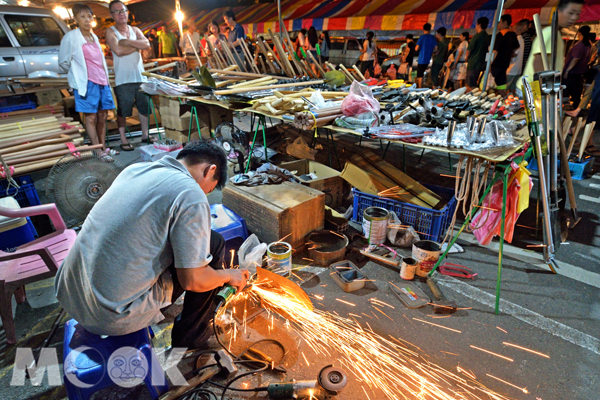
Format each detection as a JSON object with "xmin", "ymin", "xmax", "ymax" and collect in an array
[{"xmin": 1, "ymin": 114, "xmax": 599, "ymax": 400}]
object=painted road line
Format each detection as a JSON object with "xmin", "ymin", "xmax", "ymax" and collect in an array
[
  {"xmin": 454, "ymin": 230, "xmax": 600, "ymax": 290},
  {"xmin": 437, "ymin": 276, "xmax": 600, "ymax": 356},
  {"xmin": 592, "ymin": 174, "xmax": 600, "ymax": 180},
  {"xmin": 589, "ymin": 183, "xmax": 600, "ymax": 189},
  {"xmin": 579, "ymin": 195, "xmax": 600, "ymax": 203}
]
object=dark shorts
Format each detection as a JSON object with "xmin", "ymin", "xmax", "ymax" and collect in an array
[
  {"xmin": 114, "ymin": 82, "xmax": 149, "ymax": 118},
  {"xmin": 491, "ymin": 66, "xmax": 507, "ymax": 86},
  {"xmin": 467, "ymin": 69, "xmax": 482, "ymax": 87},
  {"xmin": 416, "ymin": 64, "xmax": 428, "ymax": 78}
]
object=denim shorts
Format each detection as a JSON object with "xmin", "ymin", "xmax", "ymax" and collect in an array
[{"xmin": 74, "ymin": 81, "xmax": 115, "ymax": 113}]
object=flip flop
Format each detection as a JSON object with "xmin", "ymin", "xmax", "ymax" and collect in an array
[
  {"xmin": 141, "ymin": 135, "xmax": 158, "ymax": 144},
  {"xmin": 120, "ymin": 143, "xmax": 134, "ymax": 152},
  {"xmin": 105, "ymin": 148, "xmax": 119, "ymax": 156}
]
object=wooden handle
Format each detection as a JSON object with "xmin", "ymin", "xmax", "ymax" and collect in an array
[
  {"xmin": 426, "ymin": 277, "xmax": 444, "ymax": 301},
  {"xmin": 142, "ymin": 72, "xmax": 191, "ymax": 86},
  {"xmin": 145, "ymin": 61, "xmax": 177, "ymax": 73},
  {"xmin": 358, "ymin": 249, "xmax": 401, "ymax": 267},
  {"xmin": 578, "ymin": 123, "xmax": 594, "ymax": 160},
  {"xmin": 209, "ymin": 68, "xmax": 279, "ymax": 80},
  {"xmin": 159, "ymin": 365, "xmax": 220, "ymax": 400},
  {"xmin": 567, "ymin": 118, "xmax": 584, "ymax": 155},
  {"xmin": 557, "ymin": 131, "xmax": 577, "ymax": 212},
  {"xmin": 214, "ymin": 80, "xmax": 323, "ymax": 95},
  {"xmin": 533, "ymin": 14, "xmax": 550, "ymax": 71}
]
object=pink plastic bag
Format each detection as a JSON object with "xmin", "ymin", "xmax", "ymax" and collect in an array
[{"xmin": 341, "ymin": 81, "xmax": 380, "ymax": 117}]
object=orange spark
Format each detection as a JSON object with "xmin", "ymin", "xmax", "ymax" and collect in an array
[
  {"xmin": 413, "ymin": 318, "xmax": 462, "ymax": 333},
  {"xmin": 457, "ymin": 366, "xmax": 476, "ymax": 380},
  {"xmin": 503, "ymin": 342, "xmax": 550, "ymax": 358},
  {"xmin": 486, "ymin": 374, "xmax": 529, "ymax": 394},
  {"xmin": 336, "ymin": 298, "xmax": 356, "ymax": 306},
  {"xmin": 496, "ymin": 326, "xmax": 507, "ymax": 334},
  {"xmin": 440, "ymin": 351, "xmax": 459, "ymax": 356},
  {"xmin": 302, "ymin": 351, "xmax": 310, "ymax": 366},
  {"xmin": 372, "ymin": 306, "xmax": 394, "ymax": 321},
  {"xmin": 470, "ymin": 345, "xmax": 513, "ymax": 362}
]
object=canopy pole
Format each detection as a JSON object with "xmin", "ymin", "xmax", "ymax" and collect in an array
[
  {"xmin": 482, "ymin": 0, "xmax": 505, "ymax": 91},
  {"xmin": 278, "ymin": 0, "xmax": 283, "ymax": 37}
]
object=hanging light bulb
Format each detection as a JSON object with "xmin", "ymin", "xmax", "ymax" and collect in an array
[{"xmin": 175, "ymin": 10, "xmax": 184, "ymax": 22}]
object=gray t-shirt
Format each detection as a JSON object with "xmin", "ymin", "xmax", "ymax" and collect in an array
[{"xmin": 55, "ymin": 156, "xmax": 212, "ymax": 336}]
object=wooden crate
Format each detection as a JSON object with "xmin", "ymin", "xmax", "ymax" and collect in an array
[{"xmin": 222, "ymin": 181, "xmax": 325, "ymax": 249}]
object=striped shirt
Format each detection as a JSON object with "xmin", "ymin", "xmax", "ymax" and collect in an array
[{"xmin": 521, "ymin": 32, "xmax": 533, "ymax": 73}]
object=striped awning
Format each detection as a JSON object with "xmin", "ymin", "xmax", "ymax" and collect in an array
[{"xmin": 136, "ymin": 0, "xmax": 600, "ymax": 35}]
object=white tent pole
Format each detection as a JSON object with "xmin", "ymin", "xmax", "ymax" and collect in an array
[{"xmin": 482, "ymin": 0, "xmax": 505, "ymax": 91}]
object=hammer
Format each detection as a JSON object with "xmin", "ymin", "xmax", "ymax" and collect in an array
[
  {"xmin": 426, "ymin": 277, "xmax": 457, "ymax": 314},
  {"xmin": 159, "ymin": 349, "xmax": 237, "ymax": 400}
]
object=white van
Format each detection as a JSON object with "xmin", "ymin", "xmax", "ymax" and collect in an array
[{"xmin": 0, "ymin": 5, "xmax": 69, "ymax": 78}]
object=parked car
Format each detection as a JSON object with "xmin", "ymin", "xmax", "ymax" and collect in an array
[
  {"xmin": 0, "ymin": 5, "xmax": 69, "ymax": 79},
  {"xmin": 328, "ymin": 37, "xmax": 387, "ymax": 68}
]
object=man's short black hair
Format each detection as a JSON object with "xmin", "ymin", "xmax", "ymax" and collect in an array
[
  {"xmin": 406, "ymin": 34, "xmax": 414, "ymax": 40},
  {"xmin": 477, "ymin": 17, "xmax": 489, "ymax": 30},
  {"xmin": 437, "ymin": 27, "xmax": 446, "ymax": 36},
  {"xmin": 558, "ymin": 0, "xmax": 584, "ymax": 10},
  {"xmin": 423, "ymin": 23, "xmax": 432, "ymax": 31},
  {"xmin": 501, "ymin": 14, "xmax": 512, "ymax": 26},
  {"xmin": 108, "ymin": 0, "xmax": 125, "ymax": 11},
  {"xmin": 224, "ymin": 9, "xmax": 236, "ymax": 21},
  {"xmin": 177, "ymin": 140, "xmax": 228, "ymax": 190},
  {"xmin": 73, "ymin": 3, "xmax": 94, "ymax": 16}
]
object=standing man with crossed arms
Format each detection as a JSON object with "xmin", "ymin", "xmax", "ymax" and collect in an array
[{"xmin": 105, "ymin": 0, "xmax": 156, "ymax": 152}]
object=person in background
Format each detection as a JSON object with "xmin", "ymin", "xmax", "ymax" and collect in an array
[
  {"xmin": 172, "ymin": 28, "xmax": 182, "ymax": 57},
  {"xmin": 295, "ymin": 28, "xmax": 307, "ymax": 59},
  {"xmin": 507, "ymin": 19, "xmax": 528, "ymax": 93},
  {"xmin": 223, "ymin": 9, "xmax": 246, "ymax": 69},
  {"xmin": 106, "ymin": 0, "xmax": 154, "ymax": 152},
  {"xmin": 567, "ymin": 33, "xmax": 598, "ymax": 117},
  {"xmin": 451, "ymin": 32, "xmax": 469, "ymax": 89},
  {"xmin": 528, "ymin": 20, "xmax": 537, "ymax": 39},
  {"xmin": 148, "ymin": 28, "xmax": 159, "ymax": 58},
  {"xmin": 359, "ymin": 31, "xmax": 377, "ymax": 78},
  {"xmin": 431, "ymin": 27, "xmax": 450, "ymax": 87},
  {"xmin": 490, "ymin": 14, "xmax": 519, "ymax": 96},
  {"xmin": 519, "ymin": 19, "xmax": 533, "ymax": 73},
  {"xmin": 564, "ymin": 25, "xmax": 592, "ymax": 109},
  {"xmin": 466, "ymin": 17, "xmax": 489, "ymax": 91},
  {"xmin": 386, "ymin": 63, "xmax": 397, "ymax": 80},
  {"xmin": 158, "ymin": 25, "xmax": 179, "ymax": 57},
  {"xmin": 60, "ymin": 3, "xmax": 116, "ymax": 156},
  {"xmin": 307, "ymin": 26, "xmax": 319, "ymax": 76},
  {"xmin": 319, "ymin": 31, "xmax": 330, "ymax": 63},
  {"xmin": 521, "ymin": 0, "xmax": 583, "ymax": 86},
  {"xmin": 404, "ymin": 34, "xmax": 416, "ymax": 79},
  {"xmin": 206, "ymin": 20, "xmax": 226, "ymax": 67},
  {"xmin": 180, "ymin": 22, "xmax": 200, "ymax": 59},
  {"xmin": 415, "ymin": 23, "xmax": 438, "ymax": 88}
]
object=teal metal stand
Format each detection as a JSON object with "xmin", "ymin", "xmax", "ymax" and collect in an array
[
  {"xmin": 147, "ymin": 95, "xmax": 162, "ymax": 141},
  {"xmin": 427, "ymin": 147, "xmax": 533, "ymax": 315},
  {"xmin": 245, "ymin": 114, "xmax": 269, "ymax": 173}
]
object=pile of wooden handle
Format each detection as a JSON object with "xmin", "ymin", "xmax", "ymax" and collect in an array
[
  {"xmin": 251, "ymin": 89, "xmax": 346, "ymax": 117},
  {"xmin": 293, "ymin": 106, "xmax": 343, "ymax": 130},
  {"xmin": 0, "ymin": 107, "xmax": 92, "ymax": 176},
  {"xmin": 564, "ymin": 116, "xmax": 596, "ymax": 161}
]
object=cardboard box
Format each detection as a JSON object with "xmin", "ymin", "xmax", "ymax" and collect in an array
[
  {"xmin": 222, "ymin": 181, "xmax": 325, "ymax": 249},
  {"xmin": 37, "ymin": 90, "xmax": 62, "ymax": 106},
  {"xmin": 139, "ymin": 144, "xmax": 182, "ymax": 162},
  {"xmin": 340, "ymin": 162, "xmax": 388, "ymax": 195},
  {"xmin": 279, "ymin": 159, "xmax": 345, "ymax": 208},
  {"xmin": 165, "ymin": 128, "xmax": 201, "ymax": 143}
]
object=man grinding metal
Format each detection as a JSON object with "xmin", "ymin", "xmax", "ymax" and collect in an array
[{"xmin": 55, "ymin": 141, "xmax": 249, "ymax": 349}]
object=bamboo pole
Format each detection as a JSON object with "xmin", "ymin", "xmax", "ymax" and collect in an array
[
  {"xmin": 229, "ymin": 77, "xmax": 277, "ymax": 88},
  {"xmin": 141, "ymin": 72, "xmax": 191, "ymax": 85},
  {"xmin": 260, "ymin": 37, "xmax": 285, "ymax": 75},
  {"xmin": 215, "ymin": 80, "xmax": 323, "ymax": 95},
  {"xmin": 0, "ymin": 135, "xmax": 77, "ymax": 155},
  {"xmin": 208, "ymin": 68, "xmax": 279, "ymax": 80},
  {"xmin": 0, "ymin": 128, "xmax": 81, "ymax": 149},
  {"xmin": 3, "ymin": 139, "xmax": 84, "ymax": 160},
  {"xmin": 13, "ymin": 157, "xmax": 64, "ymax": 175},
  {"xmin": 8, "ymin": 144, "xmax": 103, "ymax": 166},
  {"xmin": 240, "ymin": 39, "xmax": 260, "ymax": 74},
  {"xmin": 352, "ymin": 65, "xmax": 366, "ymax": 80},
  {"xmin": 145, "ymin": 61, "xmax": 178, "ymax": 73}
]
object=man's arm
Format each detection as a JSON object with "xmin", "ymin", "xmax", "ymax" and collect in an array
[
  {"xmin": 122, "ymin": 27, "xmax": 150, "ymax": 50},
  {"xmin": 176, "ymin": 265, "xmax": 249, "ymax": 293},
  {"xmin": 105, "ymin": 28, "xmax": 137, "ymax": 57}
]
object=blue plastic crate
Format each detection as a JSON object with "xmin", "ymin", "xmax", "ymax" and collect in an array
[
  {"xmin": 0, "ymin": 180, "xmax": 41, "ymax": 208},
  {"xmin": 0, "ymin": 217, "xmax": 37, "ymax": 252},
  {"xmin": 0, "ymin": 94, "xmax": 37, "ymax": 113},
  {"xmin": 526, "ymin": 155, "xmax": 594, "ymax": 180},
  {"xmin": 352, "ymin": 184, "xmax": 457, "ymax": 243}
]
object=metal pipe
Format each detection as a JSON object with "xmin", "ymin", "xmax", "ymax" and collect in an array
[{"xmin": 482, "ymin": 0, "xmax": 506, "ymax": 91}]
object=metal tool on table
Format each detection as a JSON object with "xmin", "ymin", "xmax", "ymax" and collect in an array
[
  {"xmin": 522, "ymin": 77, "xmax": 556, "ymax": 268},
  {"xmin": 267, "ymin": 365, "xmax": 348, "ymax": 400}
]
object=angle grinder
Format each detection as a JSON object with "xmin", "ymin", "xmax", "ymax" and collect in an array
[{"xmin": 267, "ymin": 365, "xmax": 348, "ymax": 399}]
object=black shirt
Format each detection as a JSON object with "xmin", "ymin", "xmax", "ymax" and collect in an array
[
  {"xmin": 406, "ymin": 41, "xmax": 416, "ymax": 66},
  {"xmin": 492, "ymin": 30, "xmax": 520, "ymax": 70}
]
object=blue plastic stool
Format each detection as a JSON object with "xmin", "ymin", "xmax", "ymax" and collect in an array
[
  {"xmin": 210, "ymin": 204, "xmax": 249, "ymax": 242},
  {"xmin": 62, "ymin": 319, "xmax": 169, "ymax": 400}
]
